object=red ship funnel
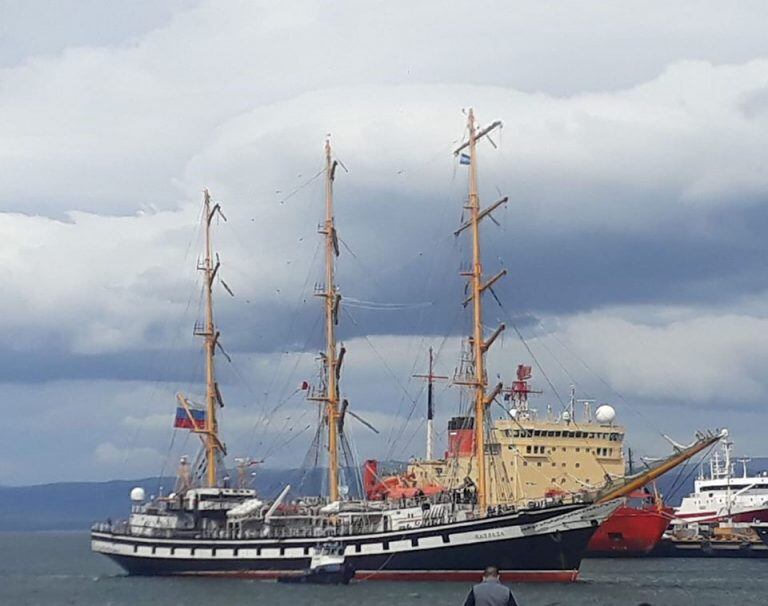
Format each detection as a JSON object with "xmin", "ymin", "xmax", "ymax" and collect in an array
[{"xmin": 447, "ymin": 416, "xmax": 475, "ymax": 457}]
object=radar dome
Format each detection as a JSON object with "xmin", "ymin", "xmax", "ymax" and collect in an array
[
  {"xmin": 562, "ymin": 411, "xmax": 571, "ymax": 423},
  {"xmin": 130, "ymin": 487, "xmax": 146, "ymax": 502},
  {"xmin": 595, "ymin": 404, "xmax": 616, "ymax": 425}
]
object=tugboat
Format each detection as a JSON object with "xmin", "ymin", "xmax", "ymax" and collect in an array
[
  {"xmin": 91, "ymin": 112, "xmax": 721, "ymax": 581},
  {"xmin": 278, "ymin": 541, "xmax": 355, "ymax": 584}
]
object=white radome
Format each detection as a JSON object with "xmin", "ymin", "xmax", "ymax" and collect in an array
[
  {"xmin": 130, "ymin": 487, "xmax": 146, "ymax": 502},
  {"xmin": 595, "ymin": 404, "xmax": 616, "ymax": 425}
]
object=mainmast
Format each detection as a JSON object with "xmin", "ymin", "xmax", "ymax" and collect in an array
[
  {"xmin": 454, "ymin": 109, "xmax": 508, "ymax": 511},
  {"xmin": 319, "ymin": 139, "xmax": 341, "ymax": 502},
  {"xmin": 198, "ymin": 189, "xmax": 226, "ymax": 487},
  {"xmin": 414, "ymin": 347, "xmax": 448, "ymax": 460}
]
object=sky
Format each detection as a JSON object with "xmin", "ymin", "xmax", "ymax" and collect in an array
[{"xmin": 2, "ymin": 0, "xmax": 768, "ymax": 485}]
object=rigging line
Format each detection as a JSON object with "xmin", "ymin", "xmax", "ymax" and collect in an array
[
  {"xmin": 399, "ymin": 417, "xmax": 427, "ymax": 459},
  {"xmin": 379, "ymin": 164, "xmax": 459, "ymax": 412},
  {"xmin": 261, "ymin": 237, "xmax": 323, "ymax": 402},
  {"xmin": 274, "ymin": 167, "xmax": 325, "ymax": 206},
  {"xmin": 665, "ymin": 442, "xmax": 718, "ymax": 501},
  {"xmin": 262, "ymin": 423, "xmax": 313, "ymax": 460},
  {"xmin": 246, "ymin": 252, "xmax": 323, "ymax": 455},
  {"xmin": 383, "ymin": 330, "xmax": 454, "ymax": 458},
  {"xmin": 544, "ymin": 324, "xmax": 667, "ymax": 439},
  {"xmin": 342, "ymin": 307, "xmax": 421, "ymax": 408},
  {"xmin": 343, "ymin": 298, "xmax": 433, "ymax": 310},
  {"xmin": 138, "ymin": 212, "xmax": 205, "ymax": 479},
  {"xmin": 156, "ymin": 419, "xmax": 179, "ymax": 493},
  {"xmin": 505, "ymin": 314, "xmax": 565, "ymax": 407},
  {"xmin": 382, "ymin": 243, "xmax": 462, "ymax": 450},
  {"xmin": 528, "ymin": 330, "xmax": 583, "ymax": 393},
  {"xmin": 249, "ymin": 311, "xmax": 323, "ymax": 453},
  {"xmin": 259, "ymin": 412, "xmax": 303, "ymax": 460},
  {"xmin": 379, "ymin": 147, "xmax": 463, "ymax": 456}
]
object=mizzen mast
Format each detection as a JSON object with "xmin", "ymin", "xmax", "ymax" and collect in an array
[
  {"xmin": 198, "ymin": 189, "xmax": 227, "ymax": 487},
  {"xmin": 453, "ymin": 109, "xmax": 508, "ymax": 511}
]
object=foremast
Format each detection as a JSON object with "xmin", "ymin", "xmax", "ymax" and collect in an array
[
  {"xmin": 197, "ymin": 189, "xmax": 227, "ymax": 487},
  {"xmin": 311, "ymin": 139, "xmax": 342, "ymax": 502},
  {"xmin": 454, "ymin": 109, "xmax": 508, "ymax": 511}
]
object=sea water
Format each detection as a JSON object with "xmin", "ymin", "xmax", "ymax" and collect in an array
[{"xmin": 0, "ymin": 531, "xmax": 766, "ymax": 606}]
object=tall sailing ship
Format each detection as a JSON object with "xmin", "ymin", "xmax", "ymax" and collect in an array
[{"xmin": 91, "ymin": 111, "xmax": 719, "ymax": 581}]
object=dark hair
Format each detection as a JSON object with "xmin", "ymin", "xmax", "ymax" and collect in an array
[{"xmin": 484, "ymin": 566, "xmax": 500, "ymax": 578}]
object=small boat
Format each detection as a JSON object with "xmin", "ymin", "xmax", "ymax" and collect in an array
[{"xmin": 278, "ymin": 541, "xmax": 355, "ymax": 585}]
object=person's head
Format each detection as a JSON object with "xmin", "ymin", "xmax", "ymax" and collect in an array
[{"xmin": 483, "ymin": 566, "xmax": 500, "ymax": 580}]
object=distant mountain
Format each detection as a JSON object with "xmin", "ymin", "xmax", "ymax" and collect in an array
[
  {"xmin": 2, "ymin": 458, "xmax": 767, "ymax": 531},
  {"xmin": 0, "ymin": 467, "xmax": 340, "ymax": 531}
]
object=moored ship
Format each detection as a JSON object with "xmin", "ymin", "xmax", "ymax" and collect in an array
[
  {"xmin": 91, "ymin": 111, "xmax": 719, "ymax": 581},
  {"xmin": 586, "ymin": 490, "xmax": 672, "ymax": 557},
  {"xmin": 370, "ymin": 364, "xmax": 676, "ymax": 557},
  {"xmin": 673, "ymin": 434, "xmax": 768, "ymax": 524}
]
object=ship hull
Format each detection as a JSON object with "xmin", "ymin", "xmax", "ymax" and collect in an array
[
  {"xmin": 673, "ymin": 507, "xmax": 768, "ymax": 524},
  {"xmin": 92, "ymin": 501, "xmax": 617, "ymax": 582},
  {"xmin": 652, "ymin": 536, "xmax": 768, "ymax": 558},
  {"xmin": 586, "ymin": 506, "xmax": 670, "ymax": 557}
]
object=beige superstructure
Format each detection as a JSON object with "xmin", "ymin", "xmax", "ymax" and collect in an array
[{"xmin": 407, "ymin": 369, "xmax": 626, "ymax": 507}]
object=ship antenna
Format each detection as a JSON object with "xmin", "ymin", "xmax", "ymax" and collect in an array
[
  {"xmin": 453, "ymin": 109, "xmax": 507, "ymax": 512},
  {"xmin": 413, "ymin": 347, "xmax": 448, "ymax": 460},
  {"xmin": 198, "ymin": 188, "xmax": 227, "ymax": 487}
]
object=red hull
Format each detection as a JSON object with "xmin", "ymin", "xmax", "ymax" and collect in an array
[{"xmin": 587, "ymin": 505, "xmax": 670, "ymax": 556}]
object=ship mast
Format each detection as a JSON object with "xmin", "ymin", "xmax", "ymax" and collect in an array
[
  {"xmin": 454, "ymin": 109, "xmax": 507, "ymax": 511},
  {"xmin": 198, "ymin": 189, "xmax": 226, "ymax": 487},
  {"xmin": 414, "ymin": 347, "xmax": 448, "ymax": 460},
  {"xmin": 320, "ymin": 139, "xmax": 341, "ymax": 502}
]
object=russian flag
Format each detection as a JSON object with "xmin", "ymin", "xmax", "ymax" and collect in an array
[{"xmin": 174, "ymin": 406, "xmax": 206, "ymax": 430}]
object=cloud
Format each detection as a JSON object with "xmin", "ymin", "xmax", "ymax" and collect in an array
[
  {"xmin": 3, "ymin": 1, "xmax": 768, "ymax": 482},
  {"xmin": 94, "ymin": 442, "xmax": 160, "ymax": 466},
  {"xmin": 549, "ymin": 306, "xmax": 768, "ymax": 406}
]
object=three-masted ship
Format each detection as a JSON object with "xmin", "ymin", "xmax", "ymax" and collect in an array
[{"xmin": 91, "ymin": 112, "xmax": 719, "ymax": 581}]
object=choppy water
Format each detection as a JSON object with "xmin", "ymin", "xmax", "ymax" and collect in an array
[{"xmin": 1, "ymin": 532, "xmax": 767, "ymax": 605}]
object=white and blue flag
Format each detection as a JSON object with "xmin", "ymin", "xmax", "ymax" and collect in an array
[{"xmin": 459, "ymin": 153, "xmax": 470, "ymax": 165}]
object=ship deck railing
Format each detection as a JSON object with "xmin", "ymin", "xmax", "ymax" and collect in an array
[{"xmin": 91, "ymin": 492, "xmax": 586, "ymax": 541}]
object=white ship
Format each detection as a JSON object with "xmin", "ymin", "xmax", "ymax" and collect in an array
[{"xmin": 674, "ymin": 431, "xmax": 768, "ymax": 524}]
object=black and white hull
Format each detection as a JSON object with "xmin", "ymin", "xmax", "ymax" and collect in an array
[{"xmin": 92, "ymin": 500, "xmax": 619, "ymax": 582}]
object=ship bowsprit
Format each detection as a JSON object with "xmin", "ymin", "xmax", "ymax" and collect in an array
[{"xmin": 91, "ymin": 500, "xmax": 620, "ymax": 583}]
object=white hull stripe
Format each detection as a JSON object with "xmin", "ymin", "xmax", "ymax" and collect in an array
[{"xmin": 92, "ymin": 501, "xmax": 618, "ymax": 561}]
